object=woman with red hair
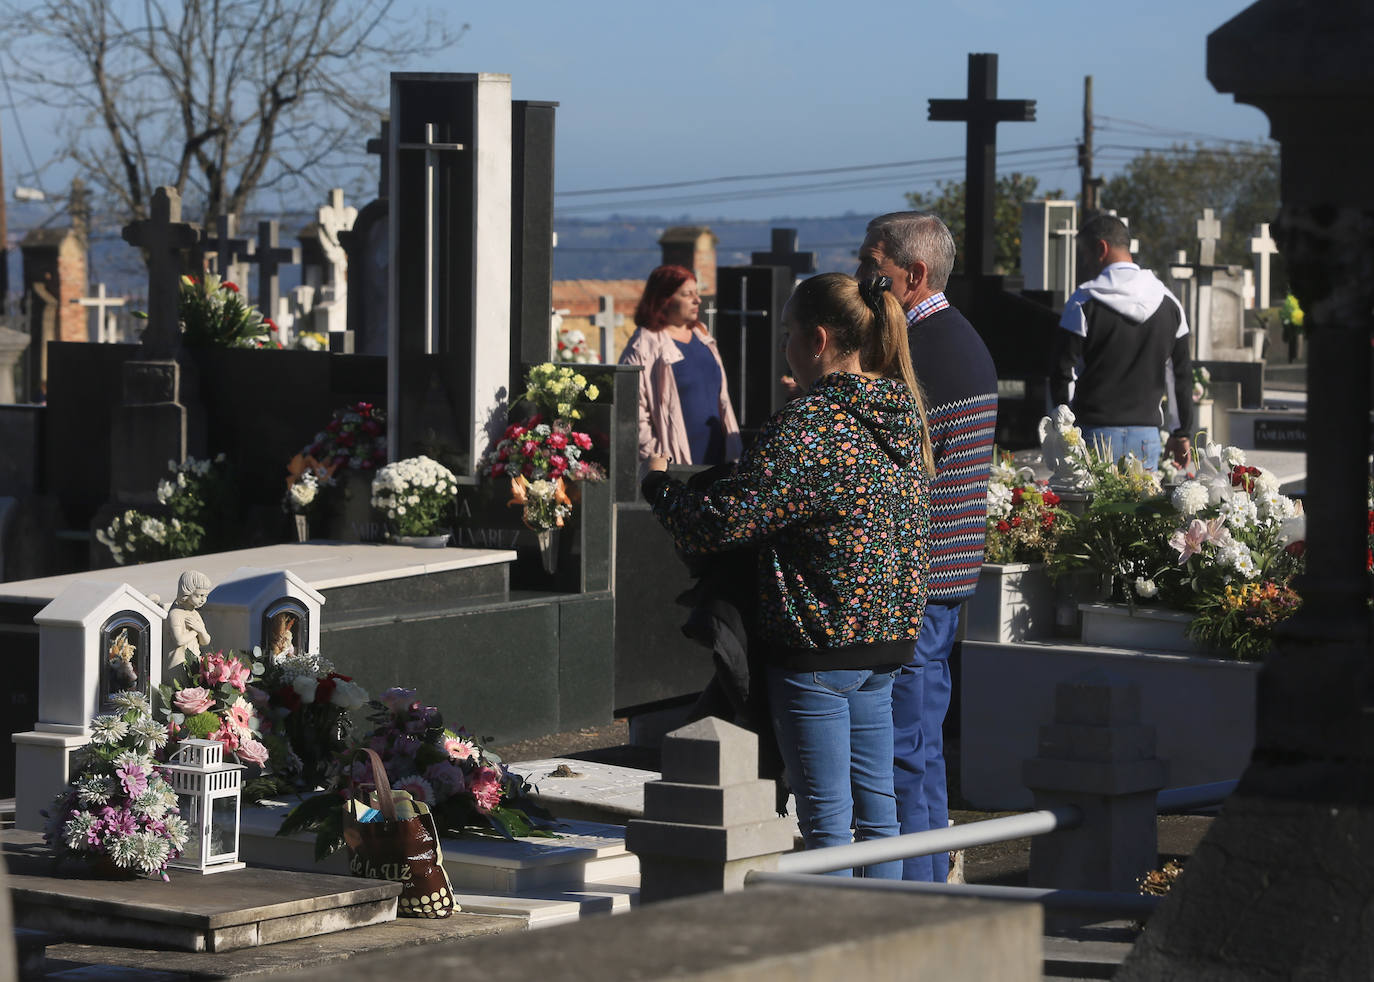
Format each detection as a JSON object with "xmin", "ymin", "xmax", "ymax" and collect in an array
[{"xmin": 620, "ymin": 265, "xmax": 742, "ymax": 467}]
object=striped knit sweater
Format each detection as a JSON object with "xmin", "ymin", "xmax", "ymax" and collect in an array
[{"xmin": 907, "ymin": 303, "xmax": 998, "ymax": 603}]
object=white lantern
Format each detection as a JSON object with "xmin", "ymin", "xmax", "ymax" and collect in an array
[{"xmin": 164, "ymin": 739, "xmax": 246, "ymax": 874}]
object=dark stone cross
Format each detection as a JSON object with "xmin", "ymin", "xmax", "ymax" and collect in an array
[
  {"xmin": 254, "ymin": 219, "xmax": 300, "ymax": 321},
  {"xmin": 751, "ymin": 228, "xmax": 817, "ymax": 281},
  {"xmin": 120, "ymin": 187, "xmax": 199, "ymax": 358},
  {"xmin": 929, "ymin": 53, "xmax": 1036, "ymax": 277},
  {"xmin": 365, "ymin": 117, "xmax": 391, "ymax": 201},
  {"xmin": 198, "ymin": 213, "xmax": 253, "ymax": 282}
]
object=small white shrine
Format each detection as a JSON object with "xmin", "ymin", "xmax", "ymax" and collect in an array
[
  {"xmin": 13, "ymin": 580, "xmax": 167, "ymax": 831},
  {"xmin": 201, "ymin": 567, "xmax": 325, "ymax": 658}
]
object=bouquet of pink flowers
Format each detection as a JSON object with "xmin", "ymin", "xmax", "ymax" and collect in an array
[
  {"xmin": 279, "ymin": 686, "xmax": 555, "ymax": 859},
  {"xmin": 158, "ymin": 650, "xmax": 270, "ymax": 767},
  {"xmin": 303, "ymin": 402, "xmax": 388, "ymax": 473}
]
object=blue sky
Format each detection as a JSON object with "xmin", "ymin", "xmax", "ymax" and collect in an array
[{"xmin": 2, "ymin": 0, "xmax": 1273, "ymax": 223}]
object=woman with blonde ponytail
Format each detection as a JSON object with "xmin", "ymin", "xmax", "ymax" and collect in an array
[{"xmin": 641, "ymin": 272, "xmax": 932, "ymax": 877}]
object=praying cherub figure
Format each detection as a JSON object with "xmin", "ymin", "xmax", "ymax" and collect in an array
[{"xmin": 166, "ymin": 570, "xmax": 213, "ymax": 670}]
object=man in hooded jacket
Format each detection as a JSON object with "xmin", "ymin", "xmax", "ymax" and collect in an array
[{"xmin": 1053, "ymin": 214, "xmax": 1193, "ymax": 468}]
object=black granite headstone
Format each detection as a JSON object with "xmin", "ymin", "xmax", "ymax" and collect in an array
[
  {"xmin": 714, "ymin": 265, "xmax": 791, "ymax": 433},
  {"xmin": 510, "ymin": 100, "xmax": 558, "ymax": 380}
]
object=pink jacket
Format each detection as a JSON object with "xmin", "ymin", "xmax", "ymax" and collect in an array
[{"xmin": 619, "ymin": 325, "xmax": 743, "ymax": 465}]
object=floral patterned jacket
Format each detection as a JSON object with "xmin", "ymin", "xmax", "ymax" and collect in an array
[{"xmin": 644, "ymin": 372, "xmax": 931, "ymax": 671}]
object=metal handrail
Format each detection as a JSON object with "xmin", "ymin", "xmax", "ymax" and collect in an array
[
  {"xmin": 775, "ymin": 805, "xmax": 1082, "ymax": 875},
  {"xmin": 746, "ymin": 870, "xmax": 1163, "ymax": 916}
]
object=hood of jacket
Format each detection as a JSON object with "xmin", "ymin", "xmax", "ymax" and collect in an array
[
  {"xmin": 805, "ymin": 372, "xmax": 920, "ymax": 469},
  {"xmin": 1075, "ymin": 263, "xmax": 1169, "ymax": 322}
]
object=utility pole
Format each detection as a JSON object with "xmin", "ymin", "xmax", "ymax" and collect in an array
[{"xmin": 1078, "ymin": 75, "xmax": 1101, "ymax": 217}]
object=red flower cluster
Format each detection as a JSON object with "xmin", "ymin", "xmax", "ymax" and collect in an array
[
  {"xmin": 1230, "ymin": 465, "xmax": 1263, "ymax": 493},
  {"xmin": 483, "ymin": 415, "xmax": 597, "ymax": 481}
]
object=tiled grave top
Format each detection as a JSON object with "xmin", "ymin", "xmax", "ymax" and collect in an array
[{"xmin": 0, "ymin": 542, "xmax": 517, "ymax": 606}]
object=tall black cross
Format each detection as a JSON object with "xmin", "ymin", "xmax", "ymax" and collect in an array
[
  {"xmin": 928, "ymin": 53, "xmax": 1036, "ymax": 278},
  {"xmin": 254, "ymin": 219, "xmax": 300, "ymax": 320},
  {"xmin": 121, "ymin": 187, "xmax": 199, "ymax": 358},
  {"xmin": 752, "ymin": 228, "xmax": 817, "ymax": 281}
]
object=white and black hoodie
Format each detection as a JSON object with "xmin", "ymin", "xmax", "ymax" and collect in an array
[{"xmin": 1051, "ymin": 262, "xmax": 1193, "ymax": 436}]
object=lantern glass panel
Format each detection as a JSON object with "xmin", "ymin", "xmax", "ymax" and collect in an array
[
  {"xmin": 209, "ymin": 795, "xmax": 237, "ymax": 859},
  {"xmin": 179, "ymin": 794, "xmax": 203, "ymax": 865}
]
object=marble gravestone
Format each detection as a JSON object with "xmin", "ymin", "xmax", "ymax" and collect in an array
[
  {"xmin": 1020, "ymin": 200, "xmax": 1078, "ymax": 306},
  {"xmin": 12, "ymin": 580, "xmax": 166, "ymax": 831},
  {"xmin": 201, "ymin": 567, "xmax": 325, "ymax": 659},
  {"xmin": 388, "ymin": 73, "xmax": 512, "ymax": 478}
]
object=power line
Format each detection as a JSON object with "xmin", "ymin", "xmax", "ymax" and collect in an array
[{"xmin": 556, "ymin": 144, "xmax": 1078, "ymax": 199}]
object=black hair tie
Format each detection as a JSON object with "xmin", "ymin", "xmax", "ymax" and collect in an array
[{"xmin": 858, "ymin": 275, "xmax": 891, "ymax": 311}]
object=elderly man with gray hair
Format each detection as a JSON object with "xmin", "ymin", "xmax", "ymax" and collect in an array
[{"xmin": 857, "ymin": 211, "xmax": 998, "ymax": 882}]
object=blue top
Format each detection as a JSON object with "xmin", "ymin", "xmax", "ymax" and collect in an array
[{"xmin": 671, "ymin": 334, "xmax": 726, "ymax": 465}]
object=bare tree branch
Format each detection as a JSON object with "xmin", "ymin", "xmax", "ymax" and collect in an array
[{"xmin": 1, "ymin": 0, "xmax": 465, "ymax": 224}]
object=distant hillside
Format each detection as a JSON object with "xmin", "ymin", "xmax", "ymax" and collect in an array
[{"xmin": 4, "ymin": 208, "xmax": 877, "ymax": 302}]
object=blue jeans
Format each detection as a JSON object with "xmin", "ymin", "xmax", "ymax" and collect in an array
[
  {"xmin": 1080, "ymin": 425, "xmax": 1160, "ymax": 470},
  {"xmin": 892, "ymin": 602, "xmax": 960, "ymax": 881},
  {"xmin": 767, "ymin": 665, "xmax": 901, "ymax": 879}
]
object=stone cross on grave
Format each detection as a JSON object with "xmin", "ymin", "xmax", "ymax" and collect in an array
[
  {"xmin": 397, "ymin": 124, "xmax": 465, "ymax": 354},
  {"xmin": 1196, "ymin": 208, "xmax": 1222, "ymax": 266},
  {"xmin": 1249, "ymin": 222, "xmax": 1278, "ymax": 309},
  {"xmin": 121, "ymin": 187, "xmax": 200, "ymax": 358},
  {"xmin": 73, "ymin": 283, "xmax": 127, "ymax": 343},
  {"xmin": 254, "ymin": 219, "xmax": 300, "ymax": 323},
  {"xmin": 365, "ymin": 118, "xmax": 391, "ymax": 201},
  {"xmin": 592, "ymin": 295, "xmax": 620, "ymax": 363},
  {"xmin": 751, "ymin": 228, "xmax": 817, "ymax": 282},
  {"xmin": 718, "ymin": 275, "xmax": 772, "ymax": 425},
  {"xmin": 929, "ymin": 53, "xmax": 1036, "ymax": 277},
  {"xmin": 199, "ymin": 213, "xmax": 253, "ymax": 285}
]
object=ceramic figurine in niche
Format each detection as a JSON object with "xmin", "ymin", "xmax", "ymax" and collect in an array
[
  {"xmin": 106, "ymin": 627, "xmax": 138, "ymax": 689},
  {"xmin": 268, "ymin": 612, "xmax": 297, "ymax": 659},
  {"xmin": 166, "ymin": 570, "xmax": 213, "ymax": 669}
]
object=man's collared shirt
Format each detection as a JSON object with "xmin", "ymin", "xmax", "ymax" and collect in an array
[{"xmin": 907, "ymin": 292, "xmax": 951, "ymax": 325}]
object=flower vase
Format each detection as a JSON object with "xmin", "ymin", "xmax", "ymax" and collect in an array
[
  {"xmin": 294, "ymin": 514, "xmax": 309, "ymax": 543},
  {"xmin": 536, "ymin": 528, "xmax": 559, "ymax": 574}
]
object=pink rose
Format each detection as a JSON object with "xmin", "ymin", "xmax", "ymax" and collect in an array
[
  {"xmin": 174, "ymin": 686, "xmax": 216, "ymax": 715},
  {"xmin": 210, "ymin": 723, "xmax": 240, "ymax": 755},
  {"xmin": 235, "ymin": 738, "xmax": 269, "ymax": 766}
]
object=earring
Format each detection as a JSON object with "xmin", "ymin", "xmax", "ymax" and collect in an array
[{"xmin": 813, "ymin": 353, "xmax": 820, "ymax": 361}]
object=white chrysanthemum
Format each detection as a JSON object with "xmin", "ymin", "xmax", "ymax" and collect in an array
[
  {"xmin": 108, "ymin": 835, "xmax": 138, "ymax": 868},
  {"xmin": 1252, "ymin": 469, "xmax": 1280, "ymax": 496},
  {"xmin": 64, "ymin": 813, "xmax": 99, "ymax": 851},
  {"xmin": 986, "ymin": 483, "xmax": 1014, "ymax": 519},
  {"xmin": 1220, "ymin": 495, "xmax": 1259, "ymax": 530},
  {"xmin": 131, "ymin": 786, "xmax": 168, "ymax": 819},
  {"xmin": 130, "ymin": 716, "xmax": 168, "ymax": 752},
  {"xmin": 156, "ymin": 479, "xmax": 176, "ymax": 504},
  {"xmin": 76, "ymin": 775, "xmax": 116, "ymax": 807},
  {"xmin": 1258, "ymin": 491, "xmax": 1298, "ymax": 522},
  {"xmin": 164, "ymin": 814, "xmax": 191, "ymax": 850},
  {"xmin": 1218, "ymin": 540, "xmax": 1256, "ymax": 578},
  {"xmin": 1134, "ymin": 577, "xmax": 1159, "ymax": 599},
  {"xmin": 1220, "ymin": 445, "xmax": 1247, "ymax": 468},
  {"xmin": 131, "ymin": 831, "xmax": 170, "ymax": 874},
  {"xmin": 1171, "ymin": 481, "xmax": 1209, "ymax": 516},
  {"xmin": 112, "ymin": 749, "xmax": 153, "ymax": 770},
  {"xmin": 90, "ymin": 714, "xmax": 130, "ymax": 745},
  {"xmin": 140, "ymin": 517, "xmax": 167, "ymax": 544},
  {"xmin": 109, "ymin": 691, "xmax": 152, "ymax": 715}
]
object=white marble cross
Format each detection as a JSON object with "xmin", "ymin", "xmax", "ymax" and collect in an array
[
  {"xmin": 1249, "ymin": 222, "xmax": 1279, "ymax": 309},
  {"xmin": 592, "ymin": 295, "xmax": 620, "ymax": 364},
  {"xmin": 1197, "ymin": 208, "xmax": 1222, "ymax": 266},
  {"xmin": 73, "ymin": 283, "xmax": 128, "ymax": 343}
]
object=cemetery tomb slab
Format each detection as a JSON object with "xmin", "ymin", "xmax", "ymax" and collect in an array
[{"xmin": 2, "ymin": 829, "xmax": 399, "ymax": 953}]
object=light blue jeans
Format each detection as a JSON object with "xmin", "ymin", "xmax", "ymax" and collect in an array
[
  {"xmin": 767, "ymin": 665, "xmax": 901, "ymax": 879},
  {"xmin": 1081, "ymin": 425, "xmax": 1161, "ymax": 470}
]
